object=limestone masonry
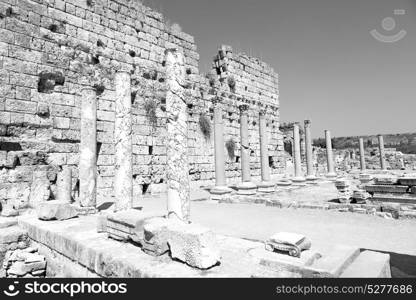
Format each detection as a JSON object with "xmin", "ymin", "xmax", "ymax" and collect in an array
[{"xmin": 0, "ymin": 0, "xmax": 282, "ymax": 209}]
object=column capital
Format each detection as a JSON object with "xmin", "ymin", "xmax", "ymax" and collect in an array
[
  {"xmin": 304, "ymin": 119, "xmax": 311, "ymax": 126},
  {"xmin": 239, "ymin": 104, "xmax": 250, "ymax": 113}
]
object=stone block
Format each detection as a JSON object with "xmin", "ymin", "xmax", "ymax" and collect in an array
[
  {"xmin": 365, "ymin": 185, "xmax": 409, "ymax": 194},
  {"xmin": 0, "ymin": 227, "xmax": 28, "ymax": 245},
  {"xmin": 0, "ymin": 217, "xmax": 17, "ymax": 229},
  {"xmin": 374, "ymin": 175, "xmax": 399, "ymax": 185},
  {"xmin": 36, "ymin": 200, "xmax": 78, "ymax": 221},
  {"xmin": 142, "ymin": 217, "xmax": 221, "ymax": 269},
  {"xmin": 398, "ymin": 177, "xmax": 416, "ymax": 186}
]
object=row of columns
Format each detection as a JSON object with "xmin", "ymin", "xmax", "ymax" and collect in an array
[{"xmin": 358, "ymin": 135, "xmax": 386, "ymax": 172}]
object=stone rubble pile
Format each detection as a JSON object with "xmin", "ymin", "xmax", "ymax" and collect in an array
[
  {"xmin": 2, "ymin": 248, "xmax": 46, "ymax": 278},
  {"xmin": 334, "ymin": 179, "xmax": 355, "ymax": 203}
]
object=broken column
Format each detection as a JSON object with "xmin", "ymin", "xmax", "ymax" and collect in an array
[
  {"xmin": 79, "ymin": 87, "xmax": 97, "ymax": 208},
  {"xmin": 165, "ymin": 48, "xmax": 190, "ymax": 222},
  {"xmin": 210, "ymin": 96, "xmax": 232, "ymax": 199},
  {"xmin": 304, "ymin": 120, "xmax": 316, "ymax": 181},
  {"xmin": 359, "ymin": 138, "xmax": 366, "ymax": 172},
  {"xmin": 378, "ymin": 135, "xmax": 387, "ymax": 171},
  {"xmin": 325, "ymin": 130, "xmax": 337, "ymax": 178},
  {"xmin": 237, "ymin": 104, "xmax": 257, "ymax": 195},
  {"xmin": 257, "ymin": 108, "xmax": 274, "ymax": 193},
  {"xmin": 114, "ymin": 72, "xmax": 133, "ymax": 212},
  {"xmin": 293, "ymin": 123, "xmax": 305, "ymax": 182},
  {"xmin": 57, "ymin": 167, "xmax": 72, "ymax": 203}
]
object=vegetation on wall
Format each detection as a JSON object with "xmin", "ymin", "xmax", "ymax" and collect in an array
[
  {"xmin": 144, "ymin": 99, "xmax": 158, "ymax": 128},
  {"xmin": 226, "ymin": 139, "xmax": 236, "ymax": 160},
  {"xmin": 199, "ymin": 114, "xmax": 211, "ymax": 141}
]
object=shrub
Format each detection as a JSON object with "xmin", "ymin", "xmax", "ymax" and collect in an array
[
  {"xmin": 227, "ymin": 76, "xmax": 236, "ymax": 93},
  {"xmin": 199, "ymin": 114, "xmax": 211, "ymax": 140},
  {"xmin": 226, "ymin": 139, "xmax": 236, "ymax": 160}
]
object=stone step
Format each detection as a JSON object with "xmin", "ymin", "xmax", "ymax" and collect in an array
[
  {"xmin": 365, "ymin": 185, "xmax": 409, "ymax": 194},
  {"xmin": 398, "ymin": 178, "xmax": 416, "ymax": 186},
  {"xmin": 371, "ymin": 194, "xmax": 416, "ymax": 204},
  {"xmin": 340, "ymin": 251, "xmax": 391, "ymax": 278}
]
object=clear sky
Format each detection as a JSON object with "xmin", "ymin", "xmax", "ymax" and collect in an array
[{"xmin": 143, "ymin": 0, "xmax": 416, "ymax": 138}]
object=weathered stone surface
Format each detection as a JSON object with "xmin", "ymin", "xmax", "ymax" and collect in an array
[
  {"xmin": 0, "ymin": 217, "xmax": 17, "ymax": 229},
  {"xmin": 374, "ymin": 175, "xmax": 399, "ymax": 185},
  {"xmin": 57, "ymin": 167, "xmax": 72, "ymax": 203},
  {"xmin": 265, "ymin": 232, "xmax": 311, "ymax": 258},
  {"xmin": 36, "ymin": 200, "xmax": 78, "ymax": 221},
  {"xmin": 3, "ymin": 248, "xmax": 46, "ymax": 278},
  {"xmin": 29, "ymin": 170, "xmax": 50, "ymax": 208},
  {"xmin": 398, "ymin": 177, "xmax": 416, "ymax": 186},
  {"xmin": 142, "ymin": 217, "xmax": 221, "ymax": 269},
  {"xmin": 365, "ymin": 185, "xmax": 409, "ymax": 194}
]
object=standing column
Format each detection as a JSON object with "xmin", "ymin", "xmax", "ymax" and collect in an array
[
  {"xmin": 79, "ymin": 88, "xmax": 97, "ymax": 208},
  {"xmin": 325, "ymin": 130, "xmax": 337, "ymax": 178},
  {"xmin": 57, "ymin": 167, "xmax": 72, "ymax": 203},
  {"xmin": 114, "ymin": 72, "xmax": 133, "ymax": 212},
  {"xmin": 304, "ymin": 120, "xmax": 316, "ymax": 180},
  {"xmin": 165, "ymin": 48, "xmax": 190, "ymax": 222},
  {"xmin": 359, "ymin": 138, "xmax": 366, "ymax": 171},
  {"xmin": 378, "ymin": 135, "xmax": 387, "ymax": 170},
  {"xmin": 258, "ymin": 108, "xmax": 274, "ymax": 192},
  {"xmin": 210, "ymin": 97, "xmax": 232, "ymax": 199},
  {"xmin": 293, "ymin": 123, "xmax": 305, "ymax": 182},
  {"xmin": 237, "ymin": 104, "xmax": 257, "ymax": 195}
]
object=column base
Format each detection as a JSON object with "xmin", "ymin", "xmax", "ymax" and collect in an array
[
  {"xmin": 292, "ymin": 177, "xmax": 306, "ymax": 183},
  {"xmin": 326, "ymin": 172, "xmax": 337, "ymax": 179},
  {"xmin": 237, "ymin": 182, "xmax": 258, "ymax": 195},
  {"xmin": 257, "ymin": 181, "xmax": 275, "ymax": 193},
  {"xmin": 276, "ymin": 179, "xmax": 293, "ymax": 187},
  {"xmin": 210, "ymin": 186, "xmax": 233, "ymax": 201}
]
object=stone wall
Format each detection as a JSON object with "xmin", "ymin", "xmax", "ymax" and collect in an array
[{"xmin": 0, "ymin": 0, "xmax": 282, "ymax": 208}]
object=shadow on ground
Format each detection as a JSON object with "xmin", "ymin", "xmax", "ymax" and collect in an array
[{"xmin": 365, "ymin": 249, "xmax": 416, "ymax": 278}]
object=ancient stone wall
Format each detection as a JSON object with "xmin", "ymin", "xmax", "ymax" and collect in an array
[{"xmin": 0, "ymin": 0, "xmax": 282, "ymax": 208}]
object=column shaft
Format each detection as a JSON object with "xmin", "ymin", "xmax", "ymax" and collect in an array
[
  {"xmin": 165, "ymin": 49, "xmax": 190, "ymax": 222},
  {"xmin": 304, "ymin": 120, "xmax": 315, "ymax": 178},
  {"xmin": 213, "ymin": 101, "xmax": 227, "ymax": 187},
  {"xmin": 79, "ymin": 88, "xmax": 97, "ymax": 207},
  {"xmin": 240, "ymin": 105, "xmax": 251, "ymax": 182},
  {"xmin": 114, "ymin": 72, "xmax": 133, "ymax": 211},
  {"xmin": 325, "ymin": 130, "xmax": 336, "ymax": 177},
  {"xmin": 378, "ymin": 135, "xmax": 386, "ymax": 170},
  {"xmin": 259, "ymin": 110, "xmax": 271, "ymax": 182},
  {"xmin": 293, "ymin": 123, "xmax": 303, "ymax": 179},
  {"xmin": 359, "ymin": 138, "xmax": 366, "ymax": 171}
]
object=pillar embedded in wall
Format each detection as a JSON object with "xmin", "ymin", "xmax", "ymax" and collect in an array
[
  {"xmin": 114, "ymin": 72, "xmax": 133, "ymax": 212},
  {"xmin": 165, "ymin": 48, "xmax": 190, "ymax": 222}
]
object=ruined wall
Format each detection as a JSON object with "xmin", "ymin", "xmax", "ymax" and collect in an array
[{"xmin": 0, "ymin": 0, "xmax": 282, "ymax": 209}]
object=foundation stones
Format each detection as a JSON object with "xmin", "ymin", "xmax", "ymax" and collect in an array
[
  {"xmin": 3, "ymin": 248, "xmax": 46, "ymax": 278},
  {"xmin": 79, "ymin": 88, "xmax": 97, "ymax": 208},
  {"xmin": 165, "ymin": 49, "xmax": 191, "ymax": 222},
  {"xmin": 114, "ymin": 72, "xmax": 133, "ymax": 212},
  {"xmin": 36, "ymin": 200, "xmax": 78, "ymax": 221}
]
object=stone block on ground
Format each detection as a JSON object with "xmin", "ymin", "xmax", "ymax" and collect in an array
[
  {"xmin": 36, "ymin": 200, "xmax": 78, "ymax": 221},
  {"xmin": 265, "ymin": 232, "xmax": 311, "ymax": 258},
  {"xmin": 3, "ymin": 248, "xmax": 46, "ymax": 278},
  {"xmin": 398, "ymin": 177, "xmax": 416, "ymax": 187},
  {"xmin": 374, "ymin": 175, "xmax": 399, "ymax": 185},
  {"xmin": 142, "ymin": 217, "xmax": 221, "ymax": 269}
]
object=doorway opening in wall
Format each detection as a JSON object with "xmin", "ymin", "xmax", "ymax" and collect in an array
[
  {"xmin": 142, "ymin": 183, "xmax": 150, "ymax": 195},
  {"xmin": 284, "ymin": 140, "xmax": 293, "ymax": 156},
  {"xmin": 148, "ymin": 146, "xmax": 153, "ymax": 155},
  {"xmin": 269, "ymin": 156, "xmax": 274, "ymax": 168},
  {"xmin": 236, "ymin": 156, "xmax": 240, "ymax": 163}
]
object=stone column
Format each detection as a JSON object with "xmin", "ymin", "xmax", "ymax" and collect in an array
[
  {"xmin": 79, "ymin": 87, "xmax": 97, "ymax": 208},
  {"xmin": 258, "ymin": 108, "xmax": 274, "ymax": 192},
  {"xmin": 210, "ymin": 97, "xmax": 232, "ymax": 199},
  {"xmin": 304, "ymin": 120, "xmax": 316, "ymax": 180},
  {"xmin": 325, "ymin": 130, "xmax": 337, "ymax": 178},
  {"xmin": 293, "ymin": 123, "xmax": 305, "ymax": 182},
  {"xmin": 237, "ymin": 104, "xmax": 257, "ymax": 195},
  {"xmin": 378, "ymin": 135, "xmax": 386, "ymax": 170},
  {"xmin": 165, "ymin": 48, "xmax": 190, "ymax": 222},
  {"xmin": 57, "ymin": 167, "xmax": 72, "ymax": 203},
  {"xmin": 114, "ymin": 72, "xmax": 133, "ymax": 212},
  {"xmin": 359, "ymin": 138, "xmax": 366, "ymax": 171}
]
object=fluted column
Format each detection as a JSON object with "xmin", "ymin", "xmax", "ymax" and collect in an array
[
  {"xmin": 79, "ymin": 88, "xmax": 97, "ymax": 208},
  {"xmin": 114, "ymin": 72, "xmax": 133, "ymax": 212},
  {"xmin": 237, "ymin": 104, "xmax": 257, "ymax": 195},
  {"xmin": 325, "ymin": 130, "xmax": 337, "ymax": 178},
  {"xmin": 378, "ymin": 135, "xmax": 386, "ymax": 170},
  {"xmin": 304, "ymin": 120, "xmax": 316, "ymax": 180},
  {"xmin": 165, "ymin": 48, "xmax": 190, "ymax": 222},
  {"xmin": 359, "ymin": 138, "xmax": 366, "ymax": 171}
]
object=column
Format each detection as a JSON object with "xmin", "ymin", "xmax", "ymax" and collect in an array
[
  {"xmin": 304, "ymin": 120, "xmax": 316, "ymax": 180},
  {"xmin": 359, "ymin": 138, "xmax": 366, "ymax": 171},
  {"xmin": 114, "ymin": 72, "xmax": 133, "ymax": 212},
  {"xmin": 293, "ymin": 123, "xmax": 305, "ymax": 182},
  {"xmin": 237, "ymin": 104, "xmax": 257, "ymax": 195},
  {"xmin": 79, "ymin": 87, "xmax": 97, "ymax": 207},
  {"xmin": 165, "ymin": 48, "xmax": 190, "ymax": 222},
  {"xmin": 378, "ymin": 135, "xmax": 386, "ymax": 170},
  {"xmin": 258, "ymin": 108, "xmax": 274, "ymax": 192},
  {"xmin": 57, "ymin": 167, "xmax": 72, "ymax": 203},
  {"xmin": 325, "ymin": 130, "xmax": 337, "ymax": 178},
  {"xmin": 210, "ymin": 97, "xmax": 232, "ymax": 198}
]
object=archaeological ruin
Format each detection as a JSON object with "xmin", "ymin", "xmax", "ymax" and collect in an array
[{"xmin": 0, "ymin": 0, "xmax": 415, "ymax": 279}]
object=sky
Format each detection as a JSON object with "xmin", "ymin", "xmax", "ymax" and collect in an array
[{"xmin": 142, "ymin": 0, "xmax": 416, "ymax": 138}]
